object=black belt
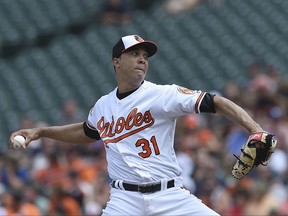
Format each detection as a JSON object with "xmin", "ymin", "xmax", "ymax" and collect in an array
[{"xmin": 112, "ymin": 179, "xmax": 175, "ymax": 193}]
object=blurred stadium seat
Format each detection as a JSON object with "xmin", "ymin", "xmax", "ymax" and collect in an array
[{"xmin": 1, "ymin": 0, "xmax": 288, "ymax": 149}]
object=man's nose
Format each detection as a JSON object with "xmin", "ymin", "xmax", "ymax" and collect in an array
[{"xmin": 139, "ymin": 57, "xmax": 146, "ymax": 64}]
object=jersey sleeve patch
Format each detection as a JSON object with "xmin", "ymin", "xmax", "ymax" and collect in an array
[{"xmin": 177, "ymin": 86, "xmax": 195, "ymax": 94}]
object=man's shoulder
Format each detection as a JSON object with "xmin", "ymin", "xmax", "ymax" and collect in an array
[
  {"xmin": 143, "ymin": 80, "xmax": 176, "ymax": 90},
  {"xmin": 96, "ymin": 88, "xmax": 117, "ymax": 103}
]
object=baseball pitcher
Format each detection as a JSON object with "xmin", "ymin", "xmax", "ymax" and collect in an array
[{"xmin": 10, "ymin": 35, "xmax": 276, "ymax": 215}]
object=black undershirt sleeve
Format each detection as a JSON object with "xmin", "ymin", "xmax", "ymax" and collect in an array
[
  {"xmin": 199, "ymin": 93, "xmax": 216, "ymax": 113},
  {"xmin": 82, "ymin": 122, "xmax": 101, "ymax": 140}
]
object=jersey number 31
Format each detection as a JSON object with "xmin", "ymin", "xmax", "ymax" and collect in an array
[{"xmin": 135, "ymin": 136, "xmax": 160, "ymax": 158}]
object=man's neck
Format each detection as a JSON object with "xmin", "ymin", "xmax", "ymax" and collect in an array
[
  {"xmin": 116, "ymin": 88, "xmax": 138, "ymax": 99},
  {"xmin": 117, "ymin": 81, "xmax": 144, "ymax": 94}
]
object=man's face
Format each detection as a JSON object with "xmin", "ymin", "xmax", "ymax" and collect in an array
[{"xmin": 113, "ymin": 46, "xmax": 149, "ymax": 86}]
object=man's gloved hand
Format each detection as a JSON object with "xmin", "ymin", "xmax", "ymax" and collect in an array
[{"xmin": 232, "ymin": 132, "xmax": 277, "ymax": 180}]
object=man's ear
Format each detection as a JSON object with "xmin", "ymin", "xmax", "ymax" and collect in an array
[{"xmin": 112, "ymin": 57, "xmax": 120, "ymax": 69}]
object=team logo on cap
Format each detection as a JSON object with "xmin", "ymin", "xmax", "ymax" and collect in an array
[{"xmin": 134, "ymin": 35, "xmax": 144, "ymax": 42}]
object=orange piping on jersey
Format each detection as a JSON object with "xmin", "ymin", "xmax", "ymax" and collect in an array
[
  {"xmin": 195, "ymin": 92, "xmax": 205, "ymax": 114},
  {"xmin": 87, "ymin": 121, "xmax": 97, "ymax": 130}
]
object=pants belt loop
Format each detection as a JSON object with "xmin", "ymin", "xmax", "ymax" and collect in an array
[
  {"xmin": 160, "ymin": 179, "xmax": 166, "ymax": 190},
  {"xmin": 114, "ymin": 180, "xmax": 120, "ymax": 189},
  {"xmin": 118, "ymin": 180, "xmax": 124, "ymax": 190},
  {"xmin": 114, "ymin": 180, "xmax": 124, "ymax": 189}
]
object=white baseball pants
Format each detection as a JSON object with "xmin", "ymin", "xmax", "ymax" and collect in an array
[{"xmin": 102, "ymin": 186, "xmax": 220, "ymax": 216}]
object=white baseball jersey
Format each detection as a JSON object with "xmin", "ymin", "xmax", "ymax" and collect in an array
[{"xmin": 87, "ymin": 81, "xmax": 207, "ymax": 184}]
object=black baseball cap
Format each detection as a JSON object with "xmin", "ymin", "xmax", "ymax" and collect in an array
[{"xmin": 112, "ymin": 35, "xmax": 158, "ymax": 58}]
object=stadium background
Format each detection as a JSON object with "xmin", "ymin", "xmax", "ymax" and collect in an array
[{"xmin": 0, "ymin": 0, "xmax": 288, "ymax": 215}]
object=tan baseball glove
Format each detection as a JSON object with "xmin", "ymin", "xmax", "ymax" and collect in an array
[{"xmin": 232, "ymin": 132, "xmax": 277, "ymax": 180}]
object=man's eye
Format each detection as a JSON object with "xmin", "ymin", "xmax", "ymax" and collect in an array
[
  {"xmin": 131, "ymin": 51, "xmax": 138, "ymax": 56},
  {"xmin": 130, "ymin": 51, "xmax": 148, "ymax": 59}
]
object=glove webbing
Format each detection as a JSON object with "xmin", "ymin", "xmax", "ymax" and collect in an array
[
  {"xmin": 254, "ymin": 134, "xmax": 274, "ymax": 166},
  {"xmin": 265, "ymin": 134, "xmax": 273, "ymax": 147}
]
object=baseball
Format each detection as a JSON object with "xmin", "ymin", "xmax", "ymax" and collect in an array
[{"xmin": 12, "ymin": 135, "xmax": 25, "ymax": 149}]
